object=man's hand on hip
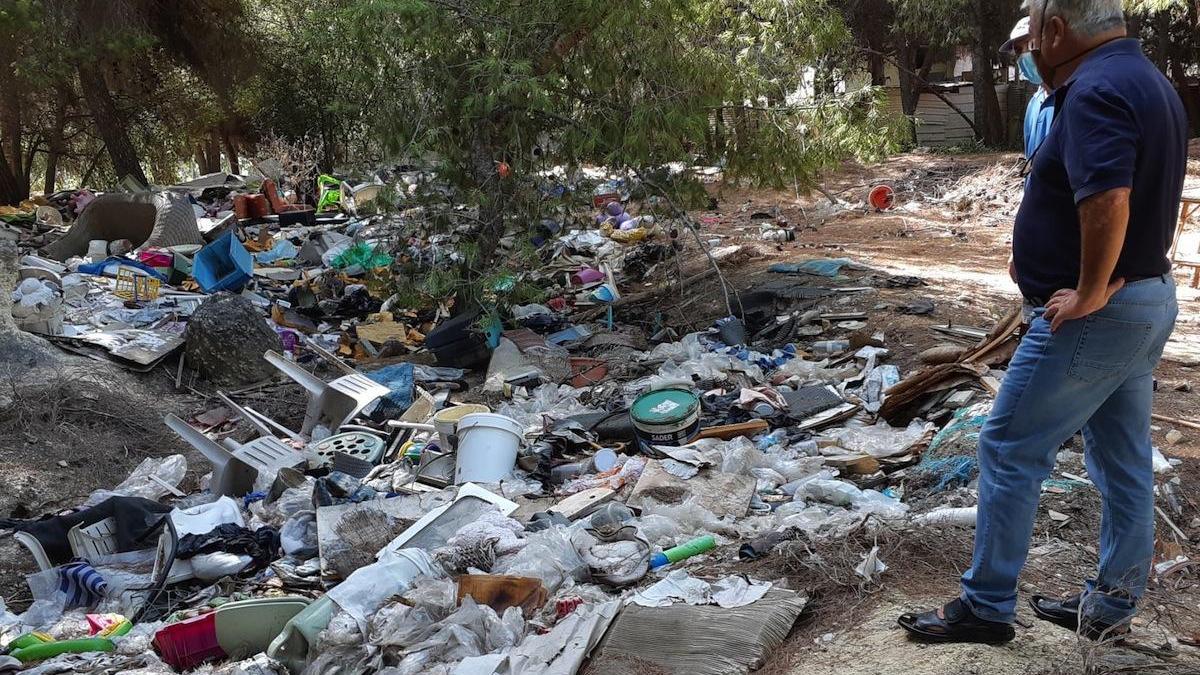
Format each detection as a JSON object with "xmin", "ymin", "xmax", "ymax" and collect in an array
[{"xmin": 1043, "ymin": 278, "xmax": 1126, "ymax": 332}]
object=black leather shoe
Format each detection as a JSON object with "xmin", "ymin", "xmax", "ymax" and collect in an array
[
  {"xmin": 1029, "ymin": 593, "xmax": 1130, "ymax": 641},
  {"xmin": 898, "ymin": 598, "xmax": 1016, "ymax": 644}
]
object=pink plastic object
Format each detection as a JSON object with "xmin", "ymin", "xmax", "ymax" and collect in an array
[
  {"xmin": 138, "ymin": 249, "xmax": 174, "ymax": 268},
  {"xmin": 571, "ymin": 268, "xmax": 605, "ymax": 286},
  {"xmin": 153, "ymin": 612, "xmax": 224, "ymax": 671}
]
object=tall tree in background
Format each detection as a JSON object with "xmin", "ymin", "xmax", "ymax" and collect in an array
[{"xmin": 259, "ymin": 0, "xmax": 901, "ymax": 251}]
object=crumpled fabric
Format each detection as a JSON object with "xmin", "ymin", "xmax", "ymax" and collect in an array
[
  {"xmin": 176, "ymin": 523, "xmax": 279, "ymax": 570},
  {"xmin": 445, "ymin": 511, "xmax": 526, "ymax": 556}
]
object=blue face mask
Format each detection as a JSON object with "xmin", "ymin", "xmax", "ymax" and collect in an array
[{"xmin": 1017, "ymin": 51, "xmax": 1043, "ymax": 86}]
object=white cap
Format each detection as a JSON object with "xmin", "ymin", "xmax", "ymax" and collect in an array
[{"xmin": 1000, "ymin": 16, "xmax": 1031, "ymax": 54}]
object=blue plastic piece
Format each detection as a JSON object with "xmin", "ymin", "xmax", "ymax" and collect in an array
[
  {"xmin": 76, "ymin": 257, "xmax": 166, "ymax": 281},
  {"xmin": 193, "ymin": 231, "xmax": 253, "ymax": 293},
  {"xmin": 649, "ymin": 552, "xmax": 669, "ymax": 568}
]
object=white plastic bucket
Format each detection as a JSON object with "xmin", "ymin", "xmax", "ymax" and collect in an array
[
  {"xmin": 432, "ymin": 404, "xmax": 491, "ymax": 450},
  {"xmin": 454, "ymin": 413, "xmax": 524, "ymax": 483}
]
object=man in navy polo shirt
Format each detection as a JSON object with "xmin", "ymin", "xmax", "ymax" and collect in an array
[{"xmin": 899, "ymin": 0, "xmax": 1187, "ymax": 644}]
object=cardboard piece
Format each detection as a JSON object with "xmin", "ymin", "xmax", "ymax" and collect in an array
[{"xmin": 628, "ymin": 460, "xmax": 755, "ymax": 518}]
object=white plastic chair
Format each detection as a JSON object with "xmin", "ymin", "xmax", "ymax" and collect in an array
[
  {"xmin": 263, "ymin": 351, "xmax": 390, "ymax": 437},
  {"xmin": 164, "ymin": 414, "xmax": 306, "ymax": 497},
  {"xmin": 67, "ymin": 518, "xmax": 119, "ymax": 561}
]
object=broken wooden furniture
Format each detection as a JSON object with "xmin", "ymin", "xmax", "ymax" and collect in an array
[{"xmin": 1168, "ymin": 190, "xmax": 1200, "ymax": 288}]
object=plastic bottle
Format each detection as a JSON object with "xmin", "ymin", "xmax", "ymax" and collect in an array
[
  {"xmin": 755, "ymin": 429, "xmax": 788, "ymax": 450},
  {"xmin": 649, "ymin": 534, "xmax": 717, "ymax": 568},
  {"xmin": 810, "ymin": 340, "xmax": 850, "ymax": 354}
]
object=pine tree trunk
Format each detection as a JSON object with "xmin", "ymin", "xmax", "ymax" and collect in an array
[
  {"xmin": 77, "ymin": 62, "xmax": 148, "ymax": 186},
  {"xmin": 971, "ymin": 38, "xmax": 1004, "ymax": 146},
  {"xmin": 221, "ymin": 126, "xmax": 240, "ymax": 175},
  {"xmin": 1169, "ymin": 57, "xmax": 1200, "ymax": 136},
  {"xmin": 43, "ymin": 86, "xmax": 69, "ymax": 195},
  {"xmin": 897, "ymin": 43, "xmax": 920, "ymax": 145}
]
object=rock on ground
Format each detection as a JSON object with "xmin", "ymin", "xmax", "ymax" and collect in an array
[{"xmin": 184, "ymin": 292, "xmax": 282, "ymax": 386}]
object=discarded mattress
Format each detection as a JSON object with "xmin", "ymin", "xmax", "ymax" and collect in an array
[{"xmin": 42, "ymin": 191, "xmax": 204, "ymax": 261}]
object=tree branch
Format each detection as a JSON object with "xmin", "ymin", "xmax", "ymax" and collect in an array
[{"xmin": 859, "ymin": 46, "xmax": 981, "ymax": 139}]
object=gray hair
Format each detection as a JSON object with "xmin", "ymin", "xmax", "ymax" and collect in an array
[{"xmin": 1021, "ymin": 0, "xmax": 1126, "ymax": 37}]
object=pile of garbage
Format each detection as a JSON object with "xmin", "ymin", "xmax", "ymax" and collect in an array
[{"xmin": 0, "ymin": 166, "xmax": 1190, "ymax": 674}]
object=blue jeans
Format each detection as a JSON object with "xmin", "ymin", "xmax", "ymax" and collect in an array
[{"xmin": 961, "ymin": 276, "xmax": 1177, "ymax": 626}]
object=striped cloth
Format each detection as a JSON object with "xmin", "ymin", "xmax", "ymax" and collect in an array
[{"xmin": 58, "ymin": 561, "xmax": 107, "ymax": 609}]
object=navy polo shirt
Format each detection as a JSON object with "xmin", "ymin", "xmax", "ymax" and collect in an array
[{"xmin": 1013, "ymin": 38, "xmax": 1188, "ymax": 303}]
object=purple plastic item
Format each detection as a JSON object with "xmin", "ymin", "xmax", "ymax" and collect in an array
[
  {"xmin": 571, "ymin": 268, "xmax": 606, "ymax": 285},
  {"xmin": 605, "ymin": 201, "xmax": 625, "ymax": 217}
]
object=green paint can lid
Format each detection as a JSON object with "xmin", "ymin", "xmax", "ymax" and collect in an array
[{"xmin": 631, "ymin": 389, "xmax": 700, "ymax": 426}]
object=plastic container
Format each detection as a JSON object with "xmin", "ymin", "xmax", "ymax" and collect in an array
[
  {"xmin": 454, "ymin": 413, "xmax": 524, "ymax": 483},
  {"xmin": 266, "ymin": 596, "xmax": 334, "ymax": 675},
  {"xmin": 192, "ymin": 230, "xmax": 253, "ymax": 293},
  {"xmin": 154, "ymin": 611, "xmax": 222, "ymax": 671},
  {"xmin": 631, "ymin": 389, "xmax": 701, "ymax": 451},
  {"xmin": 86, "ymin": 240, "xmax": 108, "ymax": 260},
  {"xmin": 868, "ymin": 184, "xmax": 895, "ymax": 210},
  {"xmin": 649, "ymin": 534, "xmax": 716, "ymax": 568},
  {"xmin": 432, "ymin": 404, "xmax": 491, "ymax": 450}
]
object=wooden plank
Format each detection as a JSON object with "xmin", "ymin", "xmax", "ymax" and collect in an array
[
  {"xmin": 549, "ymin": 487, "xmax": 616, "ymax": 520},
  {"xmin": 693, "ymin": 419, "xmax": 769, "ymax": 441}
]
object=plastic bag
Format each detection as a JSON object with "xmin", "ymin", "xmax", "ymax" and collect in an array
[
  {"xmin": 445, "ymin": 510, "xmax": 526, "ymax": 556},
  {"xmin": 191, "ymin": 552, "xmax": 252, "ymax": 581},
  {"xmin": 83, "ymin": 454, "xmax": 187, "ymax": 508},
  {"xmin": 634, "ymin": 514, "xmax": 683, "ymax": 547},
  {"xmin": 639, "ymin": 498, "xmax": 737, "ymax": 537},
  {"xmin": 797, "ymin": 479, "xmax": 862, "ymax": 507},
  {"xmin": 281, "ymin": 511, "xmax": 319, "ymax": 557},
  {"xmin": 777, "ymin": 357, "xmax": 858, "ymax": 382},
  {"xmin": 494, "ymin": 526, "xmax": 588, "ymax": 592},
  {"xmin": 823, "ymin": 420, "xmax": 932, "ymax": 459},
  {"xmin": 331, "ymin": 242, "xmax": 393, "ymax": 270},
  {"xmin": 852, "ymin": 489, "xmax": 909, "ymax": 520},
  {"xmin": 329, "ymin": 549, "xmax": 442, "ymax": 628},
  {"xmin": 392, "ymin": 599, "xmax": 524, "ymax": 674},
  {"xmin": 718, "ymin": 437, "xmax": 770, "ymax": 474}
]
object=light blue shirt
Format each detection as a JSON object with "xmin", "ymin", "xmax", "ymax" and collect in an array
[{"xmin": 1023, "ymin": 88, "xmax": 1055, "ymax": 159}]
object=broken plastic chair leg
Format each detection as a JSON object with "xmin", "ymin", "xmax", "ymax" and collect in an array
[{"xmin": 164, "ymin": 414, "xmax": 256, "ymax": 497}]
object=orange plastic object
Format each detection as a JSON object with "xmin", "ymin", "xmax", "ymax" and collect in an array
[{"xmin": 868, "ymin": 185, "xmax": 895, "ymax": 210}]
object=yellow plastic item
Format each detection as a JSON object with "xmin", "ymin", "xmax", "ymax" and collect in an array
[{"xmin": 114, "ymin": 268, "xmax": 160, "ymax": 301}]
